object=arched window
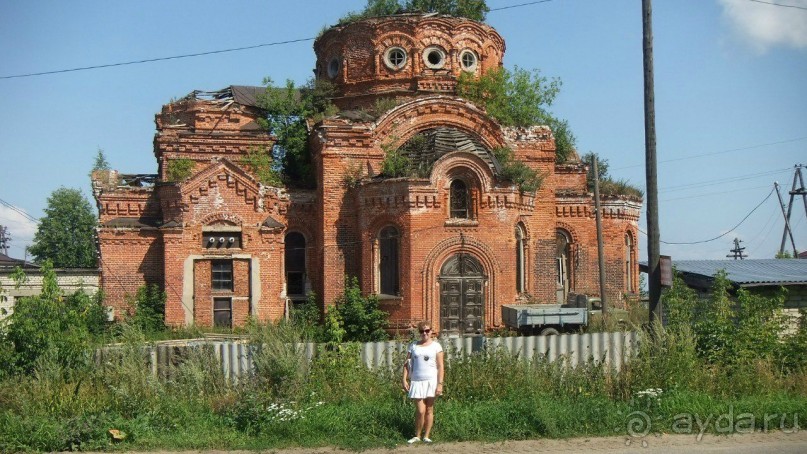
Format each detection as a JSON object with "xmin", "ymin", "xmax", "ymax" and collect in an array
[
  {"xmin": 625, "ymin": 233, "xmax": 635, "ymax": 293},
  {"xmin": 516, "ymin": 224, "xmax": 526, "ymax": 293},
  {"xmin": 556, "ymin": 229, "xmax": 573, "ymax": 303},
  {"xmin": 450, "ymin": 179, "xmax": 469, "ymax": 219},
  {"xmin": 285, "ymin": 232, "xmax": 306, "ymax": 297},
  {"xmin": 379, "ymin": 226, "xmax": 400, "ymax": 296}
]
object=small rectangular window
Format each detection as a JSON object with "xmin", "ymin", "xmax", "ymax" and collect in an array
[
  {"xmin": 212, "ymin": 260, "xmax": 233, "ymax": 291},
  {"xmin": 213, "ymin": 297, "xmax": 232, "ymax": 328}
]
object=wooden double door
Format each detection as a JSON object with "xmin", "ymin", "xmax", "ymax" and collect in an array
[{"xmin": 439, "ymin": 253, "xmax": 485, "ymax": 335}]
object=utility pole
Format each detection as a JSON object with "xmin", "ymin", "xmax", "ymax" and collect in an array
[
  {"xmin": 775, "ymin": 182, "xmax": 799, "ymax": 257},
  {"xmin": 592, "ymin": 156, "xmax": 607, "ymax": 318},
  {"xmin": 778, "ymin": 164, "xmax": 805, "ymax": 257},
  {"xmin": 0, "ymin": 225, "xmax": 9, "ymax": 255},
  {"xmin": 642, "ymin": 0, "xmax": 662, "ymax": 324},
  {"xmin": 726, "ymin": 237, "xmax": 747, "ymax": 260}
]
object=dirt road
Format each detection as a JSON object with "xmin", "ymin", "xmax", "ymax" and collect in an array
[{"xmin": 137, "ymin": 431, "xmax": 807, "ymax": 454}]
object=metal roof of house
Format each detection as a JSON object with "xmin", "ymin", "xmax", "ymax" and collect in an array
[
  {"xmin": 653, "ymin": 259, "xmax": 807, "ymax": 287},
  {"xmin": 0, "ymin": 252, "xmax": 37, "ymax": 269}
]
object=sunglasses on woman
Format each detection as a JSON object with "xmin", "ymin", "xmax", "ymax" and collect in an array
[{"xmin": 419, "ymin": 329, "xmax": 431, "ymax": 334}]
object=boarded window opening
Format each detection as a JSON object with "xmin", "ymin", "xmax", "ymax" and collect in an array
[
  {"xmin": 285, "ymin": 232, "xmax": 306, "ymax": 297},
  {"xmin": 213, "ymin": 297, "xmax": 232, "ymax": 328},
  {"xmin": 450, "ymin": 179, "xmax": 469, "ymax": 219},
  {"xmin": 379, "ymin": 226, "xmax": 400, "ymax": 296}
]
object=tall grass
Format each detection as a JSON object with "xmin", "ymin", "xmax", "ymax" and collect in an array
[{"xmin": 1, "ymin": 320, "xmax": 806, "ymax": 451}]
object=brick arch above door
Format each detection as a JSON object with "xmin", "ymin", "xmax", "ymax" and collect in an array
[{"xmin": 420, "ymin": 234, "xmax": 500, "ymax": 333}]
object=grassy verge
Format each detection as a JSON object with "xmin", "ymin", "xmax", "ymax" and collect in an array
[{"xmin": 1, "ymin": 323, "xmax": 805, "ymax": 452}]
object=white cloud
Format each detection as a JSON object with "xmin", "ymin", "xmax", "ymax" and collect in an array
[
  {"xmin": 717, "ymin": 0, "xmax": 807, "ymax": 53},
  {"xmin": 0, "ymin": 205, "xmax": 38, "ymax": 259}
]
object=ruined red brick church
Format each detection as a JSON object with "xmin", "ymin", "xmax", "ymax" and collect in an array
[{"xmin": 93, "ymin": 13, "xmax": 642, "ymax": 334}]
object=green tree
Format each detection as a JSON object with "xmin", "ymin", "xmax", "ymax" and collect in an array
[
  {"xmin": 90, "ymin": 148, "xmax": 110, "ymax": 175},
  {"xmin": 28, "ymin": 188, "xmax": 98, "ymax": 268},
  {"xmin": 457, "ymin": 66, "xmax": 577, "ymax": 162},
  {"xmin": 258, "ymin": 78, "xmax": 336, "ymax": 188}
]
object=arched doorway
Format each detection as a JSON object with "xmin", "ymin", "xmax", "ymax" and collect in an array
[{"xmin": 439, "ymin": 253, "xmax": 485, "ymax": 334}]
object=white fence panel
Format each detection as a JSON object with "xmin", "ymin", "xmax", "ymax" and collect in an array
[{"xmin": 97, "ymin": 331, "xmax": 639, "ymax": 381}]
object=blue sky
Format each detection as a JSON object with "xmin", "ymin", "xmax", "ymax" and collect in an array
[{"xmin": 1, "ymin": 0, "xmax": 805, "ymax": 263}]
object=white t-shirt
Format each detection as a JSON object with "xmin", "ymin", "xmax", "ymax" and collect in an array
[{"xmin": 408, "ymin": 341, "xmax": 443, "ymax": 381}]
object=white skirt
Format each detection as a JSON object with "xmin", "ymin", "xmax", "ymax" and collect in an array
[{"xmin": 408, "ymin": 379, "xmax": 438, "ymax": 399}]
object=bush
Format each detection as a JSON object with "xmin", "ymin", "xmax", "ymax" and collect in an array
[
  {"xmin": 333, "ymin": 277, "xmax": 388, "ymax": 342},
  {"xmin": 130, "ymin": 284, "xmax": 166, "ymax": 333},
  {"xmin": 241, "ymin": 147, "xmax": 282, "ymax": 186},
  {"xmin": 492, "ymin": 146, "xmax": 544, "ymax": 193},
  {"xmin": 337, "ymin": 0, "xmax": 490, "ymax": 25},
  {"xmin": 0, "ymin": 262, "xmax": 105, "ymax": 375},
  {"xmin": 166, "ymin": 158, "xmax": 195, "ymax": 182}
]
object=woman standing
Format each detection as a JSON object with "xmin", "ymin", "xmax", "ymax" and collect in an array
[{"xmin": 402, "ymin": 320, "xmax": 444, "ymax": 444}]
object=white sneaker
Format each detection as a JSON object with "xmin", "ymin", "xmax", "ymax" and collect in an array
[
  {"xmin": 407, "ymin": 437, "xmax": 421, "ymax": 444},
  {"xmin": 423, "ymin": 437, "xmax": 433, "ymax": 443}
]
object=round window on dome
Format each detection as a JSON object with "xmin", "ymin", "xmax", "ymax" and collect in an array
[
  {"xmin": 327, "ymin": 57, "xmax": 341, "ymax": 79},
  {"xmin": 423, "ymin": 46, "xmax": 446, "ymax": 70},
  {"xmin": 459, "ymin": 50, "xmax": 478, "ymax": 72},
  {"xmin": 384, "ymin": 47, "xmax": 407, "ymax": 70}
]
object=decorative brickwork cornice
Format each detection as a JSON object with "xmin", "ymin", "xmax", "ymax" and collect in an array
[
  {"xmin": 556, "ymin": 204, "xmax": 593, "ymax": 219},
  {"xmin": 97, "ymin": 188, "xmax": 160, "ymax": 219},
  {"xmin": 362, "ymin": 193, "xmax": 441, "ymax": 210},
  {"xmin": 374, "ymin": 96, "xmax": 504, "ymax": 150},
  {"xmin": 480, "ymin": 192, "xmax": 535, "ymax": 211},
  {"xmin": 600, "ymin": 199, "xmax": 642, "ymax": 221},
  {"xmin": 423, "ymin": 233, "xmax": 502, "ymax": 276},
  {"xmin": 181, "ymin": 158, "xmax": 263, "ymax": 210}
]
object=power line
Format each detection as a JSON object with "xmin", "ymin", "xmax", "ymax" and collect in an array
[
  {"xmin": 639, "ymin": 187, "xmax": 776, "ymax": 245},
  {"xmin": 613, "ymin": 136, "xmax": 807, "ymax": 170},
  {"xmin": 0, "ymin": 198, "xmax": 39, "ymax": 223},
  {"xmin": 661, "ymin": 184, "xmax": 771, "ymax": 202},
  {"xmin": 0, "ymin": 37, "xmax": 315, "ymax": 80},
  {"xmin": 748, "ymin": 0, "xmax": 807, "ymax": 11},
  {"xmin": 658, "ymin": 167, "xmax": 791, "ymax": 193},
  {"xmin": 490, "ymin": 0, "xmax": 553, "ymax": 11},
  {"xmin": 0, "ymin": 1, "xmax": 554, "ymax": 81}
]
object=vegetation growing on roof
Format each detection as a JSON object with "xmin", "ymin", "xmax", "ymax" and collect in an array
[
  {"xmin": 582, "ymin": 152, "xmax": 643, "ymax": 199},
  {"xmin": 241, "ymin": 147, "xmax": 283, "ymax": 187},
  {"xmin": 492, "ymin": 147, "xmax": 544, "ymax": 193},
  {"xmin": 379, "ymin": 133, "xmax": 543, "ymax": 193},
  {"xmin": 457, "ymin": 66, "xmax": 578, "ymax": 163},
  {"xmin": 165, "ymin": 158, "xmax": 195, "ymax": 182},
  {"xmin": 89, "ymin": 148, "xmax": 110, "ymax": 177},
  {"xmin": 337, "ymin": 0, "xmax": 489, "ymax": 26},
  {"xmin": 257, "ymin": 78, "xmax": 337, "ymax": 189}
]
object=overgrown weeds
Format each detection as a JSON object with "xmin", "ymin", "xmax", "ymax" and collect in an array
[{"xmin": 1, "ymin": 271, "xmax": 806, "ymax": 450}]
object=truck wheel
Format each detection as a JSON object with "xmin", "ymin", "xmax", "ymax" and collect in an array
[{"xmin": 540, "ymin": 327, "xmax": 560, "ymax": 336}]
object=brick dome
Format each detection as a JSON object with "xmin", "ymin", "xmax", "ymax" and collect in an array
[{"xmin": 314, "ymin": 13, "xmax": 505, "ymax": 110}]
